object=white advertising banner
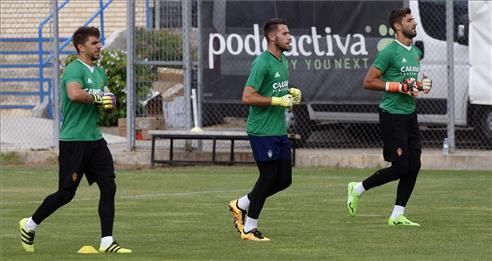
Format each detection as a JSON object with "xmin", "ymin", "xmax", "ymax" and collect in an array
[{"xmin": 469, "ymin": 1, "xmax": 492, "ymax": 105}]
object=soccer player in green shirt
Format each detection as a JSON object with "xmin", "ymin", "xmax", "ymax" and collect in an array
[
  {"xmin": 19, "ymin": 26, "xmax": 131, "ymax": 253},
  {"xmin": 228, "ymin": 18, "xmax": 302, "ymax": 241},
  {"xmin": 346, "ymin": 8, "xmax": 432, "ymax": 226}
]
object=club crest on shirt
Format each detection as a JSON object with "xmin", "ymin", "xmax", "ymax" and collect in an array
[
  {"xmin": 72, "ymin": 172, "xmax": 78, "ymax": 182},
  {"xmin": 396, "ymin": 147, "xmax": 403, "ymax": 157},
  {"xmin": 267, "ymin": 150, "xmax": 273, "ymax": 158}
]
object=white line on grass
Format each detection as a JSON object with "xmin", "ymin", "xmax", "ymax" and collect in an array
[{"xmin": 0, "ymin": 189, "xmax": 247, "ymax": 205}]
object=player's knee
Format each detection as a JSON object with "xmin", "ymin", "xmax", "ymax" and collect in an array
[
  {"xmin": 57, "ymin": 188, "xmax": 77, "ymax": 204},
  {"xmin": 278, "ymin": 160, "xmax": 292, "ymax": 190},
  {"xmin": 413, "ymin": 159, "xmax": 421, "ymax": 171},
  {"xmin": 391, "ymin": 159, "xmax": 410, "ymax": 178},
  {"xmin": 410, "ymin": 150, "xmax": 422, "ymax": 175},
  {"xmin": 278, "ymin": 174, "xmax": 292, "ymax": 191},
  {"xmin": 98, "ymin": 177, "xmax": 116, "ymax": 198}
]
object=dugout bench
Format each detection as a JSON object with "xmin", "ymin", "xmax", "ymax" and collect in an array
[{"xmin": 149, "ymin": 130, "xmax": 299, "ymax": 166}]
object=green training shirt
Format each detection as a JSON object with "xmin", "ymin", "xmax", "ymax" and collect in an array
[
  {"xmin": 373, "ymin": 40, "xmax": 422, "ymax": 114},
  {"xmin": 245, "ymin": 51, "xmax": 289, "ymax": 136},
  {"xmin": 60, "ymin": 59, "xmax": 108, "ymax": 141}
]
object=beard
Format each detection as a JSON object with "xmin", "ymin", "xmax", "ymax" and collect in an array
[
  {"xmin": 91, "ymin": 53, "xmax": 101, "ymax": 61},
  {"xmin": 402, "ymin": 28, "xmax": 417, "ymax": 39},
  {"xmin": 276, "ymin": 42, "xmax": 291, "ymax": 52}
]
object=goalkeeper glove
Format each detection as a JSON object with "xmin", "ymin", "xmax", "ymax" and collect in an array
[
  {"xmin": 91, "ymin": 89, "xmax": 115, "ymax": 110},
  {"xmin": 419, "ymin": 73, "xmax": 432, "ymax": 94},
  {"xmin": 289, "ymin": 88, "xmax": 302, "ymax": 104},
  {"xmin": 271, "ymin": 94, "xmax": 293, "ymax": 108},
  {"xmin": 385, "ymin": 79, "xmax": 419, "ymax": 97}
]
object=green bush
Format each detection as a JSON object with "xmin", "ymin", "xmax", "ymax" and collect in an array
[
  {"xmin": 63, "ymin": 28, "xmax": 188, "ymax": 126},
  {"xmin": 136, "ymin": 28, "xmax": 183, "ymax": 61},
  {"xmin": 0, "ymin": 151, "xmax": 23, "ymax": 165},
  {"xmin": 64, "ymin": 49, "xmax": 150, "ymax": 126}
]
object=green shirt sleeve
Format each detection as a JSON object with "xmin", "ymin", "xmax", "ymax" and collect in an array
[
  {"xmin": 63, "ymin": 63, "xmax": 84, "ymax": 86},
  {"xmin": 372, "ymin": 47, "xmax": 393, "ymax": 74},
  {"xmin": 245, "ymin": 59, "xmax": 268, "ymax": 92}
]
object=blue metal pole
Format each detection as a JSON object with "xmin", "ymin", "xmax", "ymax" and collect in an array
[
  {"xmin": 37, "ymin": 0, "xmax": 70, "ymax": 104},
  {"xmin": 38, "ymin": 26, "xmax": 45, "ymax": 104},
  {"xmin": 145, "ymin": 0, "xmax": 151, "ymax": 30},
  {"xmin": 42, "ymin": 0, "xmax": 113, "ymax": 67},
  {"xmin": 99, "ymin": 0, "xmax": 106, "ymax": 45}
]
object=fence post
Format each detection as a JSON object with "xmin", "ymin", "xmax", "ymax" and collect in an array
[
  {"xmin": 197, "ymin": 0, "xmax": 203, "ymax": 128},
  {"xmin": 52, "ymin": 0, "xmax": 60, "ymax": 148},
  {"xmin": 182, "ymin": 0, "xmax": 192, "ymax": 129},
  {"xmin": 155, "ymin": 0, "xmax": 160, "ymax": 29},
  {"xmin": 127, "ymin": 0, "xmax": 136, "ymax": 151},
  {"xmin": 446, "ymin": 1, "xmax": 455, "ymax": 153}
]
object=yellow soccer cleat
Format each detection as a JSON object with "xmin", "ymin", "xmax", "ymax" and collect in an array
[
  {"xmin": 241, "ymin": 229, "xmax": 271, "ymax": 241},
  {"xmin": 99, "ymin": 242, "xmax": 132, "ymax": 254},
  {"xmin": 228, "ymin": 199, "xmax": 246, "ymax": 234},
  {"xmin": 388, "ymin": 215, "xmax": 421, "ymax": 226},
  {"xmin": 347, "ymin": 182, "xmax": 361, "ymax": 217},
  {"xmin": 19, "ymin": 218, "xmax": 35, "ymax": 253}
]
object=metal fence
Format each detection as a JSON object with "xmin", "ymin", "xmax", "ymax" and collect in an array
[
  {"xmin": 127, "ymin": 0, "xmax": 490, "ymax": 151},
  {"xmin": 1, "ymin": 0, "xmax": 60, "ymax": 149},
  {"xmin": 1, "ymin": 0, "xmax": 491, "ymax": 152}
]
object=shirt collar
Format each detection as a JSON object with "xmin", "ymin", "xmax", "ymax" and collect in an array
[
  {"xmin": 77, "ymin": 58, "xmax": 95, "ymax": 73},
  {"xmin": 394, "ymin": 39, "xmax": 412, "ymax": 51}
]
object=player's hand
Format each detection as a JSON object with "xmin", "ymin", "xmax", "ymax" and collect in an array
[
  {"xmin": 271, "ymin": 94, "xmax": 293, "ymax": 108},
  {"xmin": 289, "ymin": 88, "xmax": 302, "ymax": 105},
  {"xmin": 419, "ymin": 73, "xmax": 432, "ymax": 94},
  {"xmin": 385, "ymin": 79, "xmax": 418, "ymax": 97},
  {"xmin": 402, "ymin": 79, "xmax": 419, "ymax": 97},
  {"xmin": 91, "ymin": 90, "xmax": 115, "ymax": 110}
]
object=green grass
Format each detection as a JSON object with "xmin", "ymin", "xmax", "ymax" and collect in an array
[
  {"xmin": 0, "ymin": 152, "xmax": 23, "ymax": 165},
  {"xmin": 1, "ymin": 165, "xmax": 491, "ymax": 260}
]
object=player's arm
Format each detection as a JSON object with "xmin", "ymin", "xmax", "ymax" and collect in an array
[
  {"xmin": 362, "ymin": 66, "xmax": 385, "ymax": 91},
  {"xmin": 242, "ymin": 86, "xmax": 273, "ymax": 106},
  {"xmin": 66, "ymin": 81, "xmax": 94, "ymax": 103},
  {"xmin": 67, "ymin": 82, "xmax": 115, "ymax": 109},
  {"xmin": 363, "ymin": 66, "xmax": 418, "ymax": 96},
  {"xmin": 242, "ymin": 86, "xmax": 293, "ymax": 108}
]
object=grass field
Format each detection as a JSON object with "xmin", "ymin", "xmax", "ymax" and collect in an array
[{"xmin": 1, "ymin": 165, "xmax": 491, "ymax": 260}]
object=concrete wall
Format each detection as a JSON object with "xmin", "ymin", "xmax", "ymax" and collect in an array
[{"xmin": 0, "ymin": 0, "xmax": 148, "ymax": 39}]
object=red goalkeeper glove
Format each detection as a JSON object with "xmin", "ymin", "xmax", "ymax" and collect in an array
[{"xmin": 385, "ymin": 79, "xmax": 419, "ymax": 97}]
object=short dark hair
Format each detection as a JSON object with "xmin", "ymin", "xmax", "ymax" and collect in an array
[
  {"xmin": 389, "ymin": 8, "xmax": 412, "ymax": 32},
  {"xmin": 263, "ymin": 18, "xmax": 288, "ymax": 39},
  {"xmin": 72, "ymin": 26, "xmax": 100, "ymax": 53}
]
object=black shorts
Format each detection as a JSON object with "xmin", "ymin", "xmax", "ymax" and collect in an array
[
  {"xmin": 379, "ymin": 108, "xmax": 422, "ymax": 162},
  {"xmin": 58, "ymin": 139, "xmax": 114, "ymax": 189},
  {"xmin": 248, "ymin": 135, "xmax": 292, "ymax": 162}
]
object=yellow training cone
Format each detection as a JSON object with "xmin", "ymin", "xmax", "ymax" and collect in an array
[{"xmin": 77, "ymin": 245, "xmax": 99, "ymax": 254}]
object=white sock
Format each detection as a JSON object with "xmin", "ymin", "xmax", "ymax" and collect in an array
[
  {"xmin": 354, "ymin": 182, "xmax": 366, "ymax": 196},
  {"xmin": 25, "ymin": 217, "xmax": 38, "ymax": 232},
  {"xmin": 243, "ymin": 217, "xmax": 258, "ymax": 233},
  {"xmin": 100, "ymin": 236, "xmax": 114, "ymax": 249},
  {"xmin": 237, "ymin": 195, "xmax": 250, "ymax": 211},
  {"xmin": 390, "ymin": 205, "xmax": 405, "ymax": 219}
]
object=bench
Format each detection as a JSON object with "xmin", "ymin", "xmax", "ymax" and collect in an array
[{"xmin": 149, "ymin": 130, "xmax": 299, "ymax": 166}]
